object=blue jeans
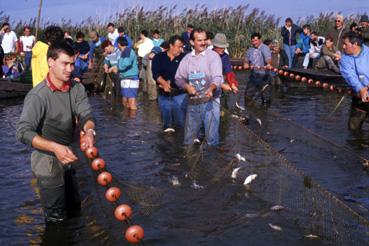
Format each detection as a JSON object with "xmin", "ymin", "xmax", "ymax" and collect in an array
[
  {"xmin": 283, "ymin": 44, "xmax": 296, "ymax": 68},
  {"xmin": 158, "ymin": 93, "xmax": 187, "ymax": 129},
  {"xmin": 184, "ymin": 99, "xmax": 220, "ymax": 146},
  {"xmin": 24, "ymin": 51, "xmax": 32, "ymax": 70}
]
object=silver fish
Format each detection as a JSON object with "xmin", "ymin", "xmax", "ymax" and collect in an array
[
  {"xmin": 231, "ymin": 167, "xmax": 241, "ymax": 179},
  {"xmin": 243, "ymin": 174, "xmax": 258, "ymax": 186},
  {"xmin": 268, "ymin": 223, "xmax": 282, "ymax": 231},
  {"xmin": 170, "ymin": 176, "xmax": 181, "ymax": 186},
  {"xmin": 191, "ymin": 180, "xmax": 205, "ymax": 190},
  {"xmin": 256, "ymin": 118, "xmax": 262, "ymax": 127},
  {"xmin": 193, "ymin": 138, "xmax": 201, "ymax": 144},
  {"xmin": 163, "ymin": 128, "xmax": 175, "ymax": 133},
  {"xmin": 270, "ymin": 205, "xmax": 284, "ymax": 211},
  {"xmin": 235, "ymin": 101, "xmax": 246, "ymax": 111},
  {"xmin": 235, "ymin": 153, "xmax": 246, "ymax": 162},
  {"xmin": 304, "ymin": 234, "xmax": 319, "ymax": 239}
]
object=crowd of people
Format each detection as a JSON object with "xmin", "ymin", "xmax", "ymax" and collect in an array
[{"xmin": 8, "ymin": 13, "xmax": 369, "ymax": 224}]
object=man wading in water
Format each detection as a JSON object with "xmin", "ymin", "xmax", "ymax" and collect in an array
[{"xmin": 16, "ymin": 41, "xmax": 96, "ymax": 223}]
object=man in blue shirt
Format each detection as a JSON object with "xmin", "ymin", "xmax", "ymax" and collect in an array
[
  {"xmin": 114, "ymin": 27, "xmax": 133, "ymax": 49},
  {"xmin": 339, "ymin": 32, "xmax": 369, "ymax": 131},
  {"xmin": 152, "ymin": 35, "xmax": 187, "ymax": 131}
]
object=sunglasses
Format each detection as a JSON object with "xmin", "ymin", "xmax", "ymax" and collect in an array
[{"xmin": 335, "ymin": 20, "xmax": 341, "ymax": 22}]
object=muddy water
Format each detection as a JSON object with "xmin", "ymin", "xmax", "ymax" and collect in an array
[{"xmin": 0, "ymin": 73, "xmax": 368, "ymax": 245}]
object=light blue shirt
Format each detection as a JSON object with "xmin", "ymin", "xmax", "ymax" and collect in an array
[{"xmin": 339, "ymin": 44, "xmax": 369, "ymax": 93}]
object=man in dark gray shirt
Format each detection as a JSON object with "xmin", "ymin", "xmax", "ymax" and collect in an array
[{"xmin": 16, "ymin": 41, "xmax": 96, "ymax": 223}]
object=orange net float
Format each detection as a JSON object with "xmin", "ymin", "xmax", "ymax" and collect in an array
[
  {"xmin": 315, "ymin": 80, "xmax": 321, "ymax": 87},
  {"xmin": 307, "ymin": 78, "xmax": 314, "ymax": 84},
  {"xmin": 322, "ymin": 82, "xmax": 329, "ymax": 89},
  {"xmin": 278, "ymin": 70, "xmax": 284, "ymax": 75},
  {"xmin": 105, "ymin": 187, "xmax": 121, "ymax": 202},
  {"xmin": 329, "ymin": 85, "xmax": 335, "ymax": 91},
  {"xmin": 233, "ymin": 65, "xmax": 237, "ymax": 70},
  {"xmin": 273, "ymin": 68, "xmax": 278, "ymax": 73},
  {"xmin": 301, "ymin": 77, "xmax": 307, "ymax": 82},
  {"xmin": 80, "ymin": 139, "xmax": 88, "ymax": 152},
  {"xmin": 283, "ymin": 71, "xmax": 289, "ymax": 77},
  {"xmin": 238, "ymin": 65, "xmax": 243, "ymax": 70},
  {"xmin": 250, "ymin": 65, "xmax": 255, "ymax": 70},
  {"xmin": 114, "ymin": 204, "xmax": 133, "ymax": 221},
  {"xmin": 125, "ymin": 225, "xmax": 144, "ymax": 244},
  {"xmin": 80, "ymin": 130, "xmax": 85, "ymax": 138},
  {"xmin": 85, "ymin": 146, "xmax": 99, "ymax": 159},
  {"xmin": 289, "ymin": 73, "xmax": 295, "ymax": 79},
  {"xmin": 97, "ymin": 171, "xmax": 113, "ymax": 186},
  {"xmin": 91, "ymin": 158, "xmax": 106, "ymax": 171},
  {"xmin": 295, "ymin": 75, "xmax": 301, "ymax": 81}
]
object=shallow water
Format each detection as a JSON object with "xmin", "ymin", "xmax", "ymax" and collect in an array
[{"xmin": 0, "ymin": 74, "xmax": 368, "ymax": 245}]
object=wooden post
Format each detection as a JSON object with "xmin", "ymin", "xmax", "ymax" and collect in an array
[{"xmin": 35, "ymin": 0, "xmax": 43, "ymax": 40}]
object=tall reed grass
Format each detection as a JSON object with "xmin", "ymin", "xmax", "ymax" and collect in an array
[{"xmin": 0, "ymin": 6, "xmax": 362, "ymax": 58}]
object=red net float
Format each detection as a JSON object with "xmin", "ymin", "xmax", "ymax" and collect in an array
[
  {"xmin": 315, "ymin": 80, "xmax": 321, "ymax": 87},
  {"xmin": 125, "ymin": 225, "xmax": 144, "ymax": 244},
  {"xmin": 105, "ymin": 187, "xmax": 121, "ymax": 202},
  {"xmin": 307, "ymin": 78, "xmax": 314, "ymax": 84},
  {"xmin": 329, "ymin": 85, "xmax": 335, "ymax": 91},
  {"xmin": 301, "ymin": 77, "xmax": 307, "ymax": 82},
  {"xmin": 273, "ymin": 68, "xmax": 278, "ymax": 72},
  {"xmin": 91, "ymin": 158, "xmax": 106, "ymax": 171},
  {"xmin": 80, "ymin": 131, "xmax": 85, "ymax": 138},
  {"xmin": 238, "ymin": 65, "xmax": 243, "ymax": 70},
  {"xmin": 114, "ymin": 204, "xmax": 133, "ymax": 221},
  {"xmin": 97, "ymin": 171, "xmax": 113, "ymax": 186},
  {"xmin": 295, "ymin": 75, "xmax": 301, "ymax": 81},
  {"xmin": 85, "ymin": 146, "xmax": 99, "ymax": 159},
  {"xmin": 80, "ymin": 139, "xmax": 88, "ymax": 152},
  {"xmin": 322, "ymin": 82, "xmax": 329, "ymax": 89},
  {"xmin": 289, "ymin": 73, "xmax": 295, "ymax": 79},
  {"xmin": 283, "ymin": 71, "xmax": 289, "ymax": 77},
  {"xmin": 278, "ymin": 70, "xmax": 284, "ymax": 75}
]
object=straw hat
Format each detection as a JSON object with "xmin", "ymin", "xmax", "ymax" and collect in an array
[{"xmin": 212, "ymin": 33, "xmax": 229, "ymax": 48}]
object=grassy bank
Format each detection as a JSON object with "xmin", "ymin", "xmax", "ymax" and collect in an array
[{"xmin": 1, "ymin": 6, "xmax": 361, "ymax": 58}]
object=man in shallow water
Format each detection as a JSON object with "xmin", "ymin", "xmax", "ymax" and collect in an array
[
  {"xmin": 16, "ymin": 41, "xmax": 96, "ymax": 223},
  {"xmin": 339, "ymin": 32, "xmax": 369, "ymax": 132},
  {"xmin": 175, "ymin": 28, "xmax": 223, "ymax": 145}
]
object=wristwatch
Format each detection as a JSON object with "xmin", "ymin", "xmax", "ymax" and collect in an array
[{"xmin": 86, "ymin": 128, "xmax": 96, "ymax": 136}]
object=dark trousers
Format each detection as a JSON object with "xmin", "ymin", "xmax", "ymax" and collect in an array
[
  {"xmin": 24, "ymin": 51, "xmax": 32, "ymax": 70},
  {"xmin": 348, "ymin": 97, "xmax": 369, "ymax": 132},
  {"xmin": 245, "ymin": 73, "xmax": 272, "ymax": 105},
  {"xmin": 31, "ymin": 151, "xmax": 80, "ymax": 222}
]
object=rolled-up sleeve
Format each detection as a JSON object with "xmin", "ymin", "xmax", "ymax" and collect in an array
[{"xmin": 16, "ymin": 94, "xmax": 44, "ymax": 146}]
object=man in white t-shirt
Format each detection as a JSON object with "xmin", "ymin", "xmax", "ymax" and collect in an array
[
  {"xmin": 107, "ymin": 23, "xmax": 119, "ymax": 43},
  {"xmin": 20, "ymin": 26, "xmax": 35, "ymax": 70},
  {"xmin": 0, "ymin": 23, "xmax": 18, "ymax": 54}
]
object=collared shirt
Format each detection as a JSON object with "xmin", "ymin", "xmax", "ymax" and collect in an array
[
  {"xmin": 244, "ymin": 43, "xmax": 272, "ymax": 74},
  {"xmin": 175, "ymin": 49, "xmax": 223, "ymax": 98},
  {"xmin": 1, "ymin": 31, "xmax": 18, "ymax": 53},
  {"xmin": 339, "ymin": 44, "xmax": 369, "ymax": 93},
  {"xmin": 45, "ymin": 73, "xmax": 71, "ymax": 92},
  {"xmin": 137, "ymin": 38, "xmax": 154, "ymax": 58}
]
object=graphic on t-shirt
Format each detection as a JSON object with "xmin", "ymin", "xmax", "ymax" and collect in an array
[{"xmin": 189, "ymin": 71, "xmax": 207, "ymax": 98}]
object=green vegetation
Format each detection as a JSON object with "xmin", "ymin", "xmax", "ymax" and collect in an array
[{"xmin": 0, "ymin": 6, "xmax": 361, "ymax": 58}]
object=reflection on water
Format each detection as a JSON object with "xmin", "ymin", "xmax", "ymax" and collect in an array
[{"xmin": 0, "ymin": 77, "xmax": 368, "ymax": 245}]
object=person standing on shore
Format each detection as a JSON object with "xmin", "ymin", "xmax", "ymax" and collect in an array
[
  {"xmin": 16, "ymin": 41, "xmax": 96, "ymax": 223},
  {"xmin": 327, "ymin": 14, "xmax": 349, "ymax": 52},
  {"xmin": 20, "ymin": 26, "xmax": 35, "ymax": 71},
  {"xmin": 175, "ymin": 28, "xmax": 223, "ymax": 146},
  {"xmin": 0, "ymin": 23, "xmax": 18, "ymax": 55},
  {"xmin": 339, "ymin": 32, "xmax": 369, "ymax": 132},
  {"xmin": 281, "ymin": 18, "xmax": 302, "ymax": 68}
]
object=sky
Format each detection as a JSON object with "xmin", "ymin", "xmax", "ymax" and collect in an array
[{"xmin": 1, "ymin": 0, "xmax": 368, "ymax": 25}]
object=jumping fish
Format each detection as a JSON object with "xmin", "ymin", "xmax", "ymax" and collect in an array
[
  {"xmin": 243, "ymin": 174, "xmax": 258, "ymax": 186},
  {"xmin": 193, "ymin": 138, "xmax": 201, "ymax": 144},
  {"xmin": 163, "ymin": 128, "xmax": 175, "ymax": 133},
  {"xmin": 304, "ymin": 234, "xmax": 319, "ymax": 239},
  {"xmin": 255, "ymin": 118, "xmax": 262, "ymax": 127},
  {"xmin": 235, "ymin": 153, "xmax": 246, "ymax": 162},
  {"xmin": 231, "ymin": 167, "xmax": 241, "ymax": 179},
  {"xmin": 270, "ymin": 205, "xmax": 284, "ymax": 211},
  {"xmin": 268, "ymin": 223, "xmax": 282, "ymax": 231},
  {"xmin": 170, "ymin": 176, "xmax": 181, "ymax": 187}
]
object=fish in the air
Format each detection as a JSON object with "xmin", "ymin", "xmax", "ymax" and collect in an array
[
  {"xmin": 270, "ymin": 205, "xmax": 284, "ymax": 211},
  {"xmin": 170, "ymin": 176, "xmax": 181, "ymax": 186},
  {"xmin": 191, "ymin": 180, "xmax": 204, "ymax": 190},
  {"xmin": 243, "ymin": 174, "xmax": 258, "ymax": 186},
  {"xmin": 163, "ymin": 128, "xmax": 175, "ymax": 133},
  {"xmin": 235, "ymin": 153, "xmax": 246, "ymax": 162},
  {"xmin": 235, "ymin": 101, "xmax": 245, "ymax": 111},
  {"xmin": 268, "ymin": 223, "xmax": 282, "ymax": 231},
  {"xmin": 304, "ymin": 234, "xmax": 319, "ymax": 239}
]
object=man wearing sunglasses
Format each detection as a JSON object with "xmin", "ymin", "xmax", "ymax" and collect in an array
[{"xmin": 327, "ymin": 15, "xmax": 349, "ymax": 52}]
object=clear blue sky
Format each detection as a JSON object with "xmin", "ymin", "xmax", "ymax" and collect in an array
[{"xmin": 1, "ymin": 0, "xmax": 368, "ymax": 25}]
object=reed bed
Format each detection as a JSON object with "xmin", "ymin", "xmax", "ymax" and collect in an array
[{"xmin": 0, "ymin": 6, "xmax": 362, "ymax": 58}]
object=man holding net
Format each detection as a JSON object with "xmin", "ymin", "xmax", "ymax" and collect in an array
[
  {"xmin": 339, "ymin": 32, "xmax": 369, "ymax": 132},
  {"xmin": 175, "ymin": 28, "xmax": 223, "ymax": 146}
]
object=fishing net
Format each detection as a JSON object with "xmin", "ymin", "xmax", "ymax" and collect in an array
[{"xmin": 177, "ymin": 89, "xmax": 369, "ymax": 245}]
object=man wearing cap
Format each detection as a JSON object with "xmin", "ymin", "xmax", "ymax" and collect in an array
[
  {"xmin": 339, "ymin": 32, "xmax": 369, "ymax": 132},
  {"xmin": 212, "ymin": 33, "xmax": 238, "ymax": 93},
  {"xmin": 355, "ymin": 15, "xmax": 369, "ymax": 46},
  {"xmin": 327, "ymin": 15, "xmax": 349, "ymax": 52},
  {"xmin": 175, "ymin": 28, "xmax": 223, "ymax": 146}
]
